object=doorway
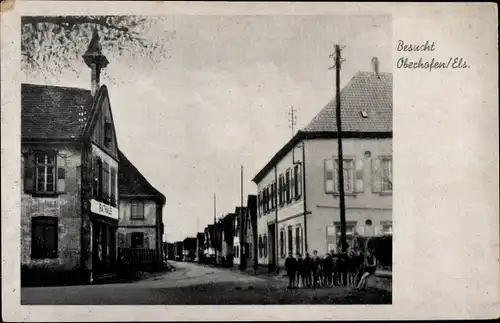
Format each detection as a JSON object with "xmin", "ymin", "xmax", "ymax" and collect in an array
[
  {"xmin": 267, "ymin": 223, "xmax": 276, "ymax": 270},
  {"xmin": 91, "ymin": 221, "xmax": 117, "ymax": 275}
]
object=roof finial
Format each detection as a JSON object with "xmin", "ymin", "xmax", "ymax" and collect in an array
[{"xmin": 82, "ymin": 27, "xmax": 109, "ymax": 96}]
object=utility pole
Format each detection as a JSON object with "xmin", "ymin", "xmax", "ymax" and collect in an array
[
  {"xmin": 213, "ymin": 194, "xmax": 217, "ymax": 264},
  {"xmin": 239, "ymin": 165, "xmax": 244, "ymax": 271},
  {"xmin": 329, "ymin": 44, "xmax": 347, "ymax": 253}
]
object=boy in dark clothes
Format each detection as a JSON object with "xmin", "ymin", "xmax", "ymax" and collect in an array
[
  {"xmin": 323, "ymin": 253, "xmax": 334, "ymax": 287},
  {"xmin": 311, "ymin": 250, "xmax": 321, "ymax": 289},
  {"xmin": 285, "ymin": 252, "xmax": 297, "ymax": 289},
  {"xmin": 303, "ymin": 252, "xmax": 312, "ymax": 287},
  {"xmin": 295, "ymin": 253, "xmax": 303, "ymax": 288}
]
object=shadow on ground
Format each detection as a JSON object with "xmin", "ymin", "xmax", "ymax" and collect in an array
[{"xmin": 152, "ymin": 281, "xmax": 392, "ymax": 305}]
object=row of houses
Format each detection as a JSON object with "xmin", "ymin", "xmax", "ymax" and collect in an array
[
  {"xmin": 193, "ymin": 67, "xmax": 392, "ymax": 272},
  {"xmin": 21, "ymin": 30, "xmax": 166, "ymax": 286}
]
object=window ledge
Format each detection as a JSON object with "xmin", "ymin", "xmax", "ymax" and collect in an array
[
  {"xmin": 31, "ymin": 255, "xmax": 58, "ymax": 259},
  {"xmin": 379, "ymin": 192, "xmax": 393, "ymax": 196},
  {"xmin": 130, "ymin": 217, "xmax": 145, "ymax": 221},
  {"xmin": 330, "ymin": 192, "xmax": 358, "ymax": 197},
  {"xmin": 31, "ymin": 193, "xmax": 60, "ymax": 198}
]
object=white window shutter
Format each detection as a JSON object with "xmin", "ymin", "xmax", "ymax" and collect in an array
[
  {"xmin": 355, "ymin": 159, "xmax": 364, "ymax": 193},
  {"xmin": 145, "ymin": 235, "xmax": 150, "ymax": 249},
  {"xmin": 371, "ymin": 158, "xmax": 381, "ymax": 193},
  {"xmin": 374, "ymin": 225, "xmax": 380, "ymax": 236},
  {"xmin": 325, "ymin": 159, "xmax": 335, "ymax": 193},
  {"xmin": 357, "ymin": 225, "xmax": 365, "ymax": 236},
  {"xmin": 56, "ymin": 154, "xmax": 66, "ymax": 193},
  {"xmin": 297, "ymin": 167, "xmax": 302, "ymax": 197}
]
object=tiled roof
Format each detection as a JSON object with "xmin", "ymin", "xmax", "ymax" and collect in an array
[
  {"xmin": 304, "ymin": 71, "xmax": 392, "ymax": 132},
  {"xmin": 118, "ymin": 149, "xmax": 166, "ymax": 204},
  {"xmin": 252, "ymin": 71, "xmax": 392, "ymax": 184},
  {"xmin": 21, "ymin": 83, "xmax": 94, "ymax": 140}
]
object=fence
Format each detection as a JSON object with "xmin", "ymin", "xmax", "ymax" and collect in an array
[{"xmin": 118, "ymin": 248, "xmax": 159, "ymax": 265}]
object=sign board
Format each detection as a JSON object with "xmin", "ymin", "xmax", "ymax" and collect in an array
[{"xmin": 90, "ymin": 199, "xmax": 118, "ymax": 220}]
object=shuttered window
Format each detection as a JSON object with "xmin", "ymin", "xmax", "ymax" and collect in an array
[
  {"xmin": 258, "ymin": 235, "xmax": 263, "ymax": 258},
  {"xmin": 31, "ymin": 217, "xmax": 58, "ymax": 258},
  {"xmin": 325, "ymin": 158, "xmax": 360, "ymax": 194},
  {"xmin": 101, "ymin": 161, "xmax": 110, "ymax": 202},
  {"xmin": 295, "ymin": 226, "xmax": 301, "ymax": 255},
  {"xmin": 294, "ymin": 164, "xmax": 302, "ymax": 199},
  {"xmin": 380, "ymin": 157, "xmax": 393, "ymax": 192},
  {"xmin": 110, "ymin": 167, "xmax": 117, "ymax": 206},
  {"xmin": 131, "ymin": 201, "xmax": 145, "ymax": 219},
  {"xmin": 285, "ymin": 169, "xmax": 291, "ymax": 203},
  {"xmin": 279, "ymin": 229, "xmax": 285, "ymax": 258},
  {"xmin": 35, "ymin": 153, "xmax": 56, "ymax": 194},
  {"xmin": 335, "ymin": 159, "xmax": 355, "ymax": 193},
  {"xmin": 278, "ymin": 174, "xmax": 284, "ymax": 205},
  {"xmin": 287, "ymin": 226, "xmax": 293, "ymax": 254},
  {"xmin": 24, "ymin": 152, "xmax": 66, "ymax": 195},
  {"xmin": 263, "ymin": 234, "xmax": 268, "ymax": 258}
]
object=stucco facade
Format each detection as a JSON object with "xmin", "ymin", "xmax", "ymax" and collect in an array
[
  {"xmin": 117, "ymin": 200, "xmax": 158, "ymax": 249},
  {"xmin": 304, "ymin": 138, "xmax": 392, "ymax": 255},
  {"xmin": 21, "ymin": 144, "xmax": 82, "ymax": 272}
]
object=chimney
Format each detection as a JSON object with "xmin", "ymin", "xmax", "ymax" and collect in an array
[
  {"xmin": 82, "ymin": 29, "xmax": 109, "ymax": 96},
  {"xmin": 371, "ymin": 57, "xmax": 380, "ymax": 79}
]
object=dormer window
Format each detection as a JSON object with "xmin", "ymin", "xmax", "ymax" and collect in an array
[{"xmin": 360, "ymin": 111, "xmax": 368, "ymax": 118}]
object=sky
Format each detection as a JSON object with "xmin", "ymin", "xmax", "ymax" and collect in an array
[{"xmin": 23, "ymin": 15, "xmax": 392, "ymax": 242}]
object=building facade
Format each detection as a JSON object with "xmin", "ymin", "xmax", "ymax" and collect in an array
[
  {"xmin": 21, "ymin": 30, "xmax": 122, "ymax": 285},
  {"xmin": 253, "ymin": 71, "xmax": 393, "ymax": 269},
  {"xmin": 116, "ymin": 150, "xmax": 166, "ymax": 268}
]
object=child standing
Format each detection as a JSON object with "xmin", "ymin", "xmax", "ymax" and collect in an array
[{"xmin": 285, "ymin": 252, "xmax": 297, "ymax": 289}]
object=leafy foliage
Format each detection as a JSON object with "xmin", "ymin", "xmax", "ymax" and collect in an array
[
  {"xmin": 21, "ymin": 16, "xmax": 174, "ymax": 77},
  {"xmin": 352, "ymin": 234, "xmax": 392, "ymax": 268}
]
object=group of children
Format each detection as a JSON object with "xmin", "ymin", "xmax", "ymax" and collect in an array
[{"xmin": 284, "ymin": 247, "xmax": 377, "ymax": 291}]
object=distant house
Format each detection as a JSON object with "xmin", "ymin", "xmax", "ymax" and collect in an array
[
  {"xmin": 182, "ymin": 237, "xmax": 197, "ymax": 262},
  {"xmin": 195, "ymin": 232, "xmax": 205, "ymax": 262},
  {"xmin": 204, "ymin": 224, "xmax": 216, "ymax": 261},
  {"xmin": 253, "ymin": 70, "xmax": 393, "ymax": 270},
  {"xmin": 220, "ymin": 213, "xmax": 236, "ymax": 267},
  {"xmin": 232, "ymin": 206, "xmax": 246, "ymax": 267},
  {"xmin": 174, "ymin": 241, "xmax": 183, "ymax": 261},
  {"xmin": 116, "ymin": 150, "xmax": 166, "ymax": 268},
  {"xmin": 165, "ymin": 242, "xmax": 175, "ymax": 260},
  {"xmin": 243, "ymin": 195, "xmax": 258, "ymax": 269},
  {"xmin": 21, "ymin": 30, "xmax": 121, "ymax": 286}
]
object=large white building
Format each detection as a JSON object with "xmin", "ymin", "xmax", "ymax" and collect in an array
[{"xmin": 253, "ymin": 70, "xmax": 393, "ymax": 269}]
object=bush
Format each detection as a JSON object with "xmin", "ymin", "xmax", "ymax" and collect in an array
[{"xmin": 352, "ymin": 234, "xmax": 392, "ymax": 269}]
